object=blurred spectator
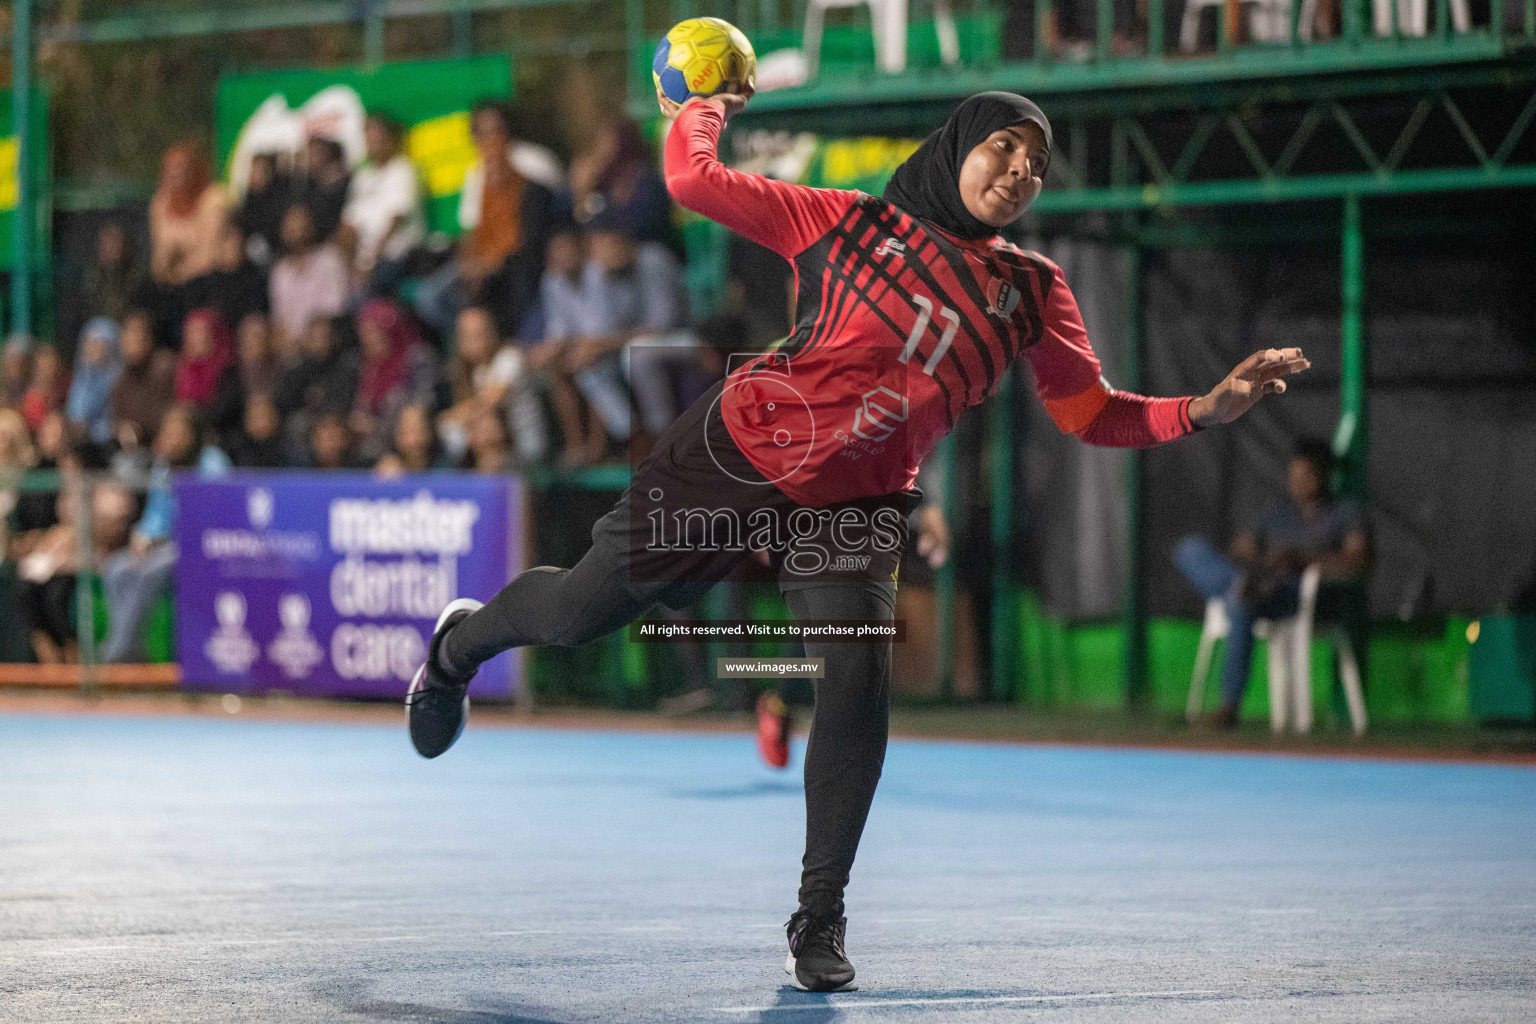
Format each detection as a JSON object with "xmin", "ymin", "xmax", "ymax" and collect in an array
[
  {"xmin": 459, "ymin": 406, "xmax": 518, "ymax": 475},
  {"xmin": 148, "ymin": 142, "xmax": 227, "ymax": 337},
  {"xmin": 234, "ymin": 152, "xmax": 294, "ymax": 266},
  {"xmin": 415, "ymin": 100, "xmax": 566, "ymax": 339},
  {"xmin": 102, "ymin": 405, "xmax": 230, "ymax": 663},
  {"xmin": 438, "ymin": 305, "xmax": 546, "ymax": 469},
  {"xmin": 306, "ymin": 412, "xmax": 357, "ymax": 470},
  {"xmin": 132, "ymin": 404, "xmax": 231, "ymax": 550},
  {"xmin": 110, "ymin": 311, "xmax": 177, "ymax": 453},
  {"xmin": 269, "ymin": 204, "xmax": 349, "ymax": 354},
  {"xmin": 236, "ymin": 313, "xmax": 283, "ymax": 397},
  {"xmin": 12, "ymin": 411, "xmax": 70, "ymax": 535},
  {"xmin": 3, "ymin": 338, "xmax": 32, "ymax": 414},
  {"xmin": 92, "ymin": 479, "xmax": 164, "ymax": 664},
  {"xmin": 350, "ymin": 299, "xmax": 438, "ymax": 463},
  {"xmin": 275, "ymin": 316, "xmax": 360, "ymax": 435},
  {"xmin": 21, "ymin": 346, "xmax": 66, "ymax": 432},
  {"xmin": 228, "ymin": 394, "xmax": 288, "ymax": 469},
  {"xmin": 174, "ymin": 310, "xmax": 241, "ymax": 440},
  {"xmin": 0, "ymin": 408, "xmax": 35, "ymax": 534},
  {"xmin": 12, "ymin": 484, "xmax": 83, "ymax": 663},
  {"xmin": 186, "ymin": 224, "xmax": 269, "ymax": 330},
  {"xmin": 1175, "ymin": 440, "xmax": 1370, "ymax": 728},
  {"xmin": 375, "ymin": 403, "xmax": 443, "ymax": 478},
  {"xmin": 341, "ymin": 113, "xmax": 426, "ymax": 297},
  {"xmin": 296, "ymin": 136, "xmax": 352, "ymax": 243},
  {"xmin": 570, "ymin": 116, "xmax": 675, "ymax": 250},
  {"xmin": 533, "ymin": 229, "xmax": 614, "ymax": 468},
  {"xmin": 570, "ymin": 211, "xmax": 700, "ymax": 438},
  {"xmin": 64, "ymin": 318, "xmax": 122, "ymax": 446},
  {"xmin": 80, "ymin": 221, "xmax": 146, "ymax": 326}
]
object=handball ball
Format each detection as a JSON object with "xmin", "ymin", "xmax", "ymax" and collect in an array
[{"xmin": 652, "ymin": 17, "xmax": 757, "ymax": 105}]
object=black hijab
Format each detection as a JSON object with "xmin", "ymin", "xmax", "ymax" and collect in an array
[{"xmin": 882, "ymin": 92, "xmax": 1053, "ymax": 240}]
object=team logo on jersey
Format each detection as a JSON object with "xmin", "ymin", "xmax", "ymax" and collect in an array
[
  {"xmin": 851, "ymin": 385, "xmax": 908, "ymax": 443},
  {"xmin": 986, "ymin": 278, "xmax": 1022, "ymax": 320},
  {"xmin": 873, "ymin": 238, "xmax": 906, "ymax": 261}
]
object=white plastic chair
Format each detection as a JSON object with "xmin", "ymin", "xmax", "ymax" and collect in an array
[
  {"xmin": 1372, "ymin": 0, "xmax": 1470, "ymax": 36},
  {"xmin": 1186, "ymin": 565, "xmax": 1367, "ymax": 736},
  {"xmin": 803, "ymin": 0, "xmax": 960, "ymax": 78},
  {"xmin": 1180, "ymin": 0, "xmax": 1320, "ymax": 50}
]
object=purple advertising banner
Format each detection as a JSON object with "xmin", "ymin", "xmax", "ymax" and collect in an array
[{"xmin": 174, "ymin": 473, "xmax": 519, "ymax": 698}]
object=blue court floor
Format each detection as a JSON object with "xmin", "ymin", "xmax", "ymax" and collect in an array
[{"xmin": 2, "ymin": 712, "xmax": 1533, "ymax": 1023}]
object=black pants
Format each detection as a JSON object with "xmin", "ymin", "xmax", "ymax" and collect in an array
[{"xmin": 445, "ymin": 380, "xmax": 910, "ymax": 918}]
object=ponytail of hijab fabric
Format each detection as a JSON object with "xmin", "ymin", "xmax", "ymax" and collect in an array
[{"xmin": 882, "ymin": 92, "xmax": 1053, "ymax": 240}]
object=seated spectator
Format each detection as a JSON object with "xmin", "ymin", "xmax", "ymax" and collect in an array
[
  {"xmin": 16, "ymin": 411, "xmax": 74, "ymax": 533},
  {"xmin": 174, "ymin": 310, "xmax": 241, "ymax": 441},
  {"xmin": 1174, "ymin": 440, "xmax": 1370, "ymax": 729},
  {"xmin": 101, "ymin": 404, "xmax": 229, "ymax": 663},
  {"xmin": 21, "ymin": 346, "xmax": 66, "ymax": 433},
  {"xmin": 295, "ymin": 136, "xmax": 352, "ymax": 244},
  {"xmin": 148, "ymin": 142, "xmax": 227, "ymax": 340},
  {"xmin": 80, "ymin": 220, "xmax": 146, "ymax": 326},
  {"xmin": 350, "ymin": 299, "xmax": 438, "ymax": 463},
  {"xmin": 236, "ymin": 312, "xmax": 283, "ymax": 397},
  {"xmin": 228, "ymin": 393, "xmax": 288, "ymax": 468},
  {"xmin": 570, "ymin": 115, "xmax": 675, "ymax": 250},
  {"xmin": 569, "ymin": 210, "xmax": 700, "ymax": 439},
  {"xmin": 340, "ymin": 113, "xmax": 426, "ymax": 298},
  {"xmin": 533, "ymin": 229, "xmax": 620, "ymax": 468},
  {"xmin": 12, "ymin": 484, "xmax": 83, "ymax": 663},
  {"xmin": 269, "ymin": 204, "xmax": 349, "ymax": 355},
  {"xmin": 2, "ymin": 337, "xmax": 31, "ymax": 413},
  {"xmin": 459, "ymin": 406, "xmax": 518, "ymax": 475},
  {"xmin": 90, "ymin": 480, "xmax": 157, "ymax": 664},
  {"xmin": 438, "ymin": 305, "xmax": 546, "ymax": 468},
  {"xmin": 234, "ymin": 151, "xmax": 294, "ymax": 266},
  {"xmin": 414, "ymin": 100, "xmax": 566, "ymax": 339},
  {"xmin": 274, "ymin": 316, "xmax": 360, "ymax": 443},
  {"xmin": 186, "ymin": 223, "xmax": 268, "ymax": 331},
  {"xmin": 110, "ymin": 311, "xmax": 177, "ymax": 454},
  {"xmin": 0, "ymin": 408, "xmax": 35, "ymax": 537},
  {"xmin": 132, "ymin": 403, "xmax": 231, "ymax": 550},
  {"xmin": 306, "ymin": 412, "xmax": 357, "ymax": 470},
  {"xmin": 375, "ymin": 403, "xmax": 443, "ymax": 478},
  {"xmin": 64, "ymin": 318, "xmax": 122, "ymax": 446}
]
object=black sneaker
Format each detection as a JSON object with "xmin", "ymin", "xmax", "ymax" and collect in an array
[
  {"xmin": 406, "ymin": 598, "xmax": 483, "ymax": 758},
  {"xmin": 785, "ymin": 909, "xmax": 857, "ymax": 992}
]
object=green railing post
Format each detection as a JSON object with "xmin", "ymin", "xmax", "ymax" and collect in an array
[
  {"xmin": 1345, "ymin": 0, "xmax": 1363, "ymax": 43},
  {"xmin": 75, "ymin": 475, "xmax": 99, "ymax": 694},
  {"xmin": 9, "ymin": 0, "xmax": 34, "ymax": 340},
  {"xmin": 1335, "ymin": 194, "xmax": 1368, "ymax": 503},
  {"xmin": 628, "ymin": 0, "xmax": 649, "ymax": 107},
  {"xmin": 1148, "ymin": 0, "xmax": 1165, "ymax": 56},
  {"xmin": 452, "ymin": 4, "xmax": 474, "ymax": 57},
  {"xmin": 1035, "ymin": 0, "xmax": 1053, "ymax": 61},
  {"xmin": 1097, "ymin": 0, "xmax": 1114, "ymax": 59},
  {"xmin": 1122, "ymin": 240, "xmax": 1150, "ymax": 714},
  {"xmin": 1490, "ymin": 0, "xmax": 1503, "ymax": 40},
  {"xmin": 988, "ymin": 369, "xmax": 1016, "ymax": 702}
]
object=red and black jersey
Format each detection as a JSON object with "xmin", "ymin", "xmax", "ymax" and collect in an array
[{"xmin": 665, "ymin": 102, "xmax": 1197, "ymax": 508}]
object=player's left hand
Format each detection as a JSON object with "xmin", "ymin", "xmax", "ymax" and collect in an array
[
  {"xmin": 915, "ymin": 506, "xmax": 950, "ymax": 570},
  {"xmin": 657, "ymin": 86, "xmax": 753, "ymax": 123},
  {"xmin": 1189, "ymin": 347, "xmax": 1310, "ymax": 427}
]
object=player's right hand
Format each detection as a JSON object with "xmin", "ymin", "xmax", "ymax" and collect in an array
[{"xmin": 657, "ymin": 87, "xmax": 752, "ymax": 123}]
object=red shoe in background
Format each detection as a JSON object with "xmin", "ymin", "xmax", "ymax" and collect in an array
[{"xmin": 756, "ymin": 691, "xmax": 792, "ymax": 769}]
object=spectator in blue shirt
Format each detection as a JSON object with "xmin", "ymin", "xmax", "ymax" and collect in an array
[{"xmin": 1174, "ymin": 440, "xmax": 1370, "ymax": 728}]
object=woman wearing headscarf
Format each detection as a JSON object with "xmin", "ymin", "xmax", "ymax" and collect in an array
[
  {"xmin": 174, "ymin": 308, "xmax": 241, "ymax": 442},
  {"xmin": 65, "ymin": 318, "xmax": 123, "ymax": 445},
  {"xmin": 402, "ymin": 90, "xmax": 1312, "ymax": 992},
  {"xmin": 350, "ymin": 298, "xmax": 438, "ymax": 463}
]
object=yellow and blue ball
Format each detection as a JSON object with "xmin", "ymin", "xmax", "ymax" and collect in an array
[{"xmin": 652, "ymin": 17, "xmax": 757, "ymax": 105}]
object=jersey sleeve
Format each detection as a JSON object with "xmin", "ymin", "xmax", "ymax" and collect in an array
[
  {"xmin": 664, "ymin": 100, "xmax": 857, "ymax": 259},
  {"xmin": 1025, "ymin": 260, "xmax": 1198, "ymax": 449}
]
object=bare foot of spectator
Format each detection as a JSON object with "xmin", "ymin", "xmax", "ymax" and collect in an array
[{"xmin": 32, "ymin": 631, "xmax": 63, "ymax": 665}]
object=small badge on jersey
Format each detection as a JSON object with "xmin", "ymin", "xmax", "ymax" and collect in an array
[
  {"xmin": 874, "ymin": 238, "xmax": 906, "ymax": 261},
  {"xmin": 986, "ymin": 277, "xmax": 1022, "ymax": 320}
]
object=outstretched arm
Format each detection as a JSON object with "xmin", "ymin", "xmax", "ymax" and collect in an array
[
  {"xmin": 1028, "ymin": 263, "xmax": 1308, "ymax": 447},
  {"xmin": 662, "ymin": 95, "xmax": 856, "ymax": 259}
]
